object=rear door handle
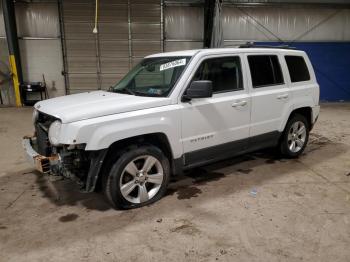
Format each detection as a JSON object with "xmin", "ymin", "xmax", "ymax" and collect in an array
[
  {"xmin": 232, "ymin": 100, "xmax": 247, "ymax": 107},
  {"xmin": 277, "ymin": 94, "xmax": 289, "ymax": 100}
]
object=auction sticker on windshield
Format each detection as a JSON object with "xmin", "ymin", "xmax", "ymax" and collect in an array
[{"xmin": 160, "ymin": 59, "xmax": 186, "ymax": 71}]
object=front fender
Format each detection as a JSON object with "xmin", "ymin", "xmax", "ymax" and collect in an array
[
  {"xmin": 58, "ymin": 105, "xmax": 183, "ymax": 158},
  {"xmin": 88, "ymin": 116, "xmax": 178, "ymax": 151}
]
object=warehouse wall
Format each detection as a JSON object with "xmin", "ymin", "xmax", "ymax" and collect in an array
[
  {"xmin": 0, "ymin": 39, "xmax": 14, "ymax": 106},
  {"xmin": 0, "ymin": 2, "xmax": 15, "ymax": 106},
  {"xmin": 62, "ymin": 0, "xmax": 162, "ymax": 93},
  {"xmin": 16, "ymin": 2, "xmax": 65, "ymax": 98},
  {"xmin": 2, "ymin": 1, "xmax": 350, "ymax": 103},
  {"xmin": 222, "ymin": 6, "xmax": 350, "ymax": 42},
  {"xmin": 164, "ymin": 5, "xmax": 204, "ymax": 51},
  {"xmin": 2, "ymin": 0, "xmax": 163, "ymax": 98},
  {"xmin": 222, "ymin": 6, "xmax": 350, "ymax": 101},
  {"xmin": 0, "ymin": 1, "xmax": 65, "ymax": 106}
]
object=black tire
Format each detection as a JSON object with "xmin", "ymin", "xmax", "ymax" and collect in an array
[
  {"xmin": 103, "ymin": 145, "xmax": 170, "ymax": 209},
  {"xmin": 278, "ymin": 114, "xmax": 310, "ymax": 158}
]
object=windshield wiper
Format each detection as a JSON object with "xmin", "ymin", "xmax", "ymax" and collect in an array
[
  {"xmin": 132, "ymin": 90, "xmax": 163, "ymax": 97},
  {"xmin": 113, "ymin": 87, "xmax": 135, "ymax": 95}
]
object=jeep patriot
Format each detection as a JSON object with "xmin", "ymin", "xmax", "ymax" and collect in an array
[{"xmin": 23, "ymin": 47, "xmax": 320, "ymax": 209}]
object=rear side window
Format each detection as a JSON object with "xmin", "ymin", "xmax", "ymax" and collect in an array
[
  {"xmin": 248, "ymin": 55, "xmax": 284, "ymax": 88},
  {"xmin": 285, "ymin": 55, "xmax": 310, "ymax": 82},
  {"xmin": 192, "ymin": 56, "xmax": 243, "ymax": 93}
]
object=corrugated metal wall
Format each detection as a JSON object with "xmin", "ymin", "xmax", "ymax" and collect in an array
[
  {"xmin": 164, "ymin": 5, "xmax": 204, "ymax": 51},
  {"xmin": 0, "ymin": 1, "xmax": 65, "ymax": 106},
  {"xmin": 221, "ymin": 5, "xmax": 350, "ymax": 101},
  {"xmin": 222, "ymin": 6, "xmax": 350, "ymax": 43},
  {"xmin": 62, "ymin": 0, "xmax": 162, "ymax": 93},
  {"xmin": 16, "ymin": 2, "xmax": 65, "ymax": 99},
  {"xmin": 1, "ymin": 1, "xmax": 350, "ymax": 102}
]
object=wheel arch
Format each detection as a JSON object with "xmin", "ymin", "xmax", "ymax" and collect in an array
[
  {"xmin": 281, "ymin": 106, "xmax": 312, "ymax": 132},
  {"xmin": 92, "ymin": 132, "xmax": 177, "ymax": 192},
  {"xmin": 107, "ymin": 132, "xmax": 174, "ymax": 162}
]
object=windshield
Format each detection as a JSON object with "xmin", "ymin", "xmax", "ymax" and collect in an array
[{"xmin": 110, "ymin": 56, "xmax": 191, "ymax": 97}]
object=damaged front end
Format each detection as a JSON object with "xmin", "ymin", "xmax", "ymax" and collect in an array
[{"xmin": 23, "ymin": 111, "xmax": 107, "ymax": 192}]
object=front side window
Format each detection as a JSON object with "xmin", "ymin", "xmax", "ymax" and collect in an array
[
  {"xmin": 285, "ymin": 55, "xmax": 310, "ymax": 83},
  {"xmin": 248, "ymin": 55, "xmax": 284, "ymax": 88},
  {"xmin": 111, "ymin": 56, "xmax": 191, "ymax": 97},
  {"xmin": 192, "ymin": 56, "xmax": 243, "ymax": 93}
]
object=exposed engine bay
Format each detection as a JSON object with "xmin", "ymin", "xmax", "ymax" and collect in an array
[{"xmin": 29, "ymin": 111, "xmax": 105, "ymax": 191}]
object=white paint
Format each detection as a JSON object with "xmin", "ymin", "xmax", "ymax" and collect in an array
[
  {"xmin": 180, "ymin": 53, "xmax": 250, "ymax": 154},
  {"xmin": 33, "ymin": 48, "xmax": 320, "ymax": 159}
]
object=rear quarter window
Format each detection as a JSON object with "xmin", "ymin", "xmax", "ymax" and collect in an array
[{"xmin": 285, "ymin": 55, "xmax": 310, "ymax": 83}]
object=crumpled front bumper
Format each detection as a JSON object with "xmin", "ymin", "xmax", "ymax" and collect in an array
[{"xmin": 22, "ymin": 136, "xmax": 59, "ymax": 173}]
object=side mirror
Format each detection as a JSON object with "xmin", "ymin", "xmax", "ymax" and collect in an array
[{"xmin": 183, "ymin": 80, "xmax": 213, "ymax": 101}]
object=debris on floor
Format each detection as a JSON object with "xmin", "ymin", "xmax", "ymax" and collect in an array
[{"xmin": 250, "ymin": 188, "xmax": 258, "ymax": 197}]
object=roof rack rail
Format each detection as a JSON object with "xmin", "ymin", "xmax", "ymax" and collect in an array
[{"xmin": 239, "ymin": 43, "xmax": 296, "ymax": 50}]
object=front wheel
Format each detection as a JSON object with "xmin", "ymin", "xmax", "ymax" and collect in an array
[
  {"xmin": 103, "ymin": 145, "xmax": 170, "ymax": 209},
  {"xmin": 278, "ymin": 114, "xmax": 309, "ymax": 158}
]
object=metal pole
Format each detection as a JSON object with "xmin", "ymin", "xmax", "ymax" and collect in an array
[
  {"xmin": 57, "ymin": 0, "xmax": 70, "ymax": 95},
  {"xmin": 95, "ymin": 33, "xmax": 102, "ymax": 90},
  {"xmin": 2, "ymin": 0, "xmax": 22, "ymax": 106},
  {"xmin": 127, "ymin": 0, "xmax": 132, "ymax": 69},
  {"xmin": 204, "ymin": 0, "xmax": 215, "ymax": 48},
  {"xmin": 93, "ymin": 0, "xmax": 102, "ymax": 90},
  {"xmin": 160, "ymin": 0, "xmax": 164, "ymax": 52}
]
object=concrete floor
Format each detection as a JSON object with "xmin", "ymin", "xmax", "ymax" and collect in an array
[{"xmin": 0, "ymin": 104, "xmax": 349, "ymax": 262}]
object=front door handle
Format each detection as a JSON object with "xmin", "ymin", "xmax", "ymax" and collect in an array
[
  {"xmin": 232, "ymin": 100, "xmax": 247, "ymax": 107},
  {"xmin": 277, "ymin": 94, "xmax": 289, "ymax": 100}
]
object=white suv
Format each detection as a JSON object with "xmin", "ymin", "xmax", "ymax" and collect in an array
[{"xmin": 23, "ymin": 47, "xmax": 320, "ymax": 209}]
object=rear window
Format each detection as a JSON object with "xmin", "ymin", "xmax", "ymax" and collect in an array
[
  {"xmin": 248, "ymin": 55, "xmax": 284, "ymax": 88},
  {"xmin": 285, "ymin": 55, "xmax": 310, "ymax": 82}
]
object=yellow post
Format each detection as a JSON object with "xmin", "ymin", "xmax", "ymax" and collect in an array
[{"xmin": 9, "ymin": 55, "xmax": 21, "ymax": 106}]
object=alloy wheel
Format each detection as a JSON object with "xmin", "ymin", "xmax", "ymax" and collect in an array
[
  {"xmin": 287, "ymin": 121, "xmax": 307, "ymax": 153},
  {"xmin": 119, "ymin": 155, "xmax": 164, "ymax": 204}
]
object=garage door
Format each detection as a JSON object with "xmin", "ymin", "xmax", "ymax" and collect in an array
[{"xmin": 62, "ymin": 0, "xmax": 162, "ymax": 94}]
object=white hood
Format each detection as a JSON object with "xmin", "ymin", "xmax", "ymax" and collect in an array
[{"xmin": 35, "ymin": 91, "xmax": 172, "ymax": 123}]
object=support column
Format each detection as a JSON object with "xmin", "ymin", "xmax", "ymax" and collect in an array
[
  {"xmin": 204, "ymin": 0, "xmax": 215, "ymax": 48},
  {"xmin": 2, "ymin": 0, "xmax": 22, "ymax": 106}
]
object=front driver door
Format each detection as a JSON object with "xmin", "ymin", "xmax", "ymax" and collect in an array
[{"xmin": 180, "ymin": 55, "xmax": 251, "ymax": 167}]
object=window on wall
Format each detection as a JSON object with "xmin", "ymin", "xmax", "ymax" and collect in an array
[
  {"xmin": 192, "ymin": 56, "xmax": 243, "ymax": 93},
  {"xmin": 248, "ymin": 55, "xmax": 284, "ymax": 88},
  {"xmin": 285, "ymin": 56, "xmax": 310, "ymax": 83}
]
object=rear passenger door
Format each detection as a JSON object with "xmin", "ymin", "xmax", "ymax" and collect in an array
[{"xmin": 246, "ymin": 54, "xmax": 290, "ymax": 143}]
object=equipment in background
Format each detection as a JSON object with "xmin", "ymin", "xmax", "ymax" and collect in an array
[{"xmin": 20, "ymin": 74, "xmax": 49, "ymax": 106}]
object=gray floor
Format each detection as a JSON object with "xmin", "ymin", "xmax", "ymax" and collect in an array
[{"xmin": 0, "ymin": 104, "xmax": 349, "ymax": 262}]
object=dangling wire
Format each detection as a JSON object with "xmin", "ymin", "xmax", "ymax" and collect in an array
[
  {"xmin": 92, "ymin": 0, "xmax": 102, "ymax": 89},
  {"xmin": 93, "ymin": 0, "xmax": 98, "ymax": 34}
]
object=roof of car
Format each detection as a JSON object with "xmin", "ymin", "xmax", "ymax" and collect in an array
[{"xmin": 146, "ymin": 48, "xmax": 305, "ymax": 58}]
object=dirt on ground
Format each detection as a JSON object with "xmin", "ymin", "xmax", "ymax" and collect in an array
[{"xmin": 0, "ymin": 103, "xmax": 349, "ymax": 262}]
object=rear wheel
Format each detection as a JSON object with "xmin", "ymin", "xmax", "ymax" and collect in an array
[
  {"xmin": 278, "ymin": 114, "xmax": 309, "ymax": 158},
  {"xmin": 103, "ymin": 145, "xmax": 170, "ymax": 209}
]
